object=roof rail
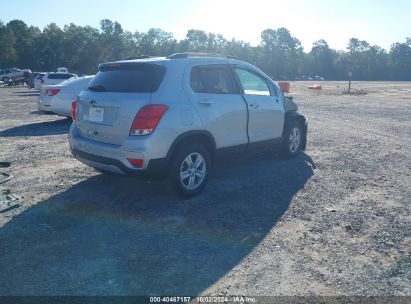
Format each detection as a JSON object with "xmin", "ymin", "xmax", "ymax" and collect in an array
[
  {"xmin": 124, "ymin": 55, "xmax": 152, "ymax": 60},
  {"xmin": 167, "ymin": 52, "xmax": 234, "ymax": 59}
]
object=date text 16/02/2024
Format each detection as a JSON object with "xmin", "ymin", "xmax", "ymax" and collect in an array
[{"xmin": 149, "ymin": 296, "xmax": 256, "ymax": 303}]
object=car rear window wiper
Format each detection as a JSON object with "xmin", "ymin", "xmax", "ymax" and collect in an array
[{"xmin": 88, "ymin": 84, "xmax": 106, "ymax": 92}]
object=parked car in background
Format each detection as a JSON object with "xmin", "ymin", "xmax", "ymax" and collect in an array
[
  {"xmin": 69, "ymin": 53, "xmax": 308, "ymax": 197},
  {"xmin": 38, "ymin": 76, "xmax": 93, "ymax": 117},
  {"xmin": 34, "ymin": 72, "xmax": 77, "ymax": 89},
  {"xmin": 34, "ymin": 74, "xmax": 43, "ymax": 89},
  {"xmin": 298, "ymin": 76, "xmax": 315, "ymax": 81},
  {"xmin": 314, "ymin": 75, "xmax": 325, "ymax": 81},
  {"xmin": 27, "ymin": 72, "xmax": 45, "ymax": 89},
  {"xmin": 0, "ymin": 68, "xmax": 31, "ymax": 83},
  {"xmin": 57, "ymin": 67, "xmax": 69, "ymax": 73}
]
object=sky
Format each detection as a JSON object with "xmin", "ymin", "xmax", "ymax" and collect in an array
[{"xmin": 1, "ymin": 0, "xmax": 410, "ymax": 51}]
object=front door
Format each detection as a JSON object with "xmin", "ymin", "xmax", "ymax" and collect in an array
[{"xmin": 233, "ymin": 66, "xmax": 284, "ymax": 143}]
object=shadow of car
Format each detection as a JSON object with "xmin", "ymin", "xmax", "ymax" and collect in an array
[
  {"xmin": 0, "ymin": 118, "xmax": 71, "ymax": 137},
  {"xmin": 0, "ymin": 152, "xmax": 314, "ymax": 295}
]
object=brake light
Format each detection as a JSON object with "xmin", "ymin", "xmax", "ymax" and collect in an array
[
  {"xmin": 47, "ymin": 89, "xmax": 60, "ymax": 96},
  {"xmin": 71, "ymin": 100, "xmax": 77, "ymax": 120},
  {"xmin": 127, "ymin": 158, "xmax": 144, "ymax": 168},
  {"xmin": 130, "ymin": 104, "xmax": 168, "ymax": 136}
]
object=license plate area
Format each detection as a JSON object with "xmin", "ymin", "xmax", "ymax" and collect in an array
[{"xmin": 88, "ymin": 107, "xmax": 104, "ymax": 122}]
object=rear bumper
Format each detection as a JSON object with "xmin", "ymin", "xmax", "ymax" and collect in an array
[
  {"xmin": 69, "ymin": 124, "xmax": 170, "ymax": 179},
  {"xmin": 37, "ymin": 95, "xmax": 52, "ymax": 111},
  {"xmin": 38, "ymin": 93, "xmax": 72, "ymax": 117},
  {"xmin": 71, "ymin": 148, "xmax": 168, "ymax": 179}
]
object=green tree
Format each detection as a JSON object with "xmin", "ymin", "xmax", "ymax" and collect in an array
[
  {"xmin": 181, "ymin": 29, "xmax": 209, "ymax": 52},
  {"xmin": 0, "ymin": 19, "xmax": 409, "ymax": 80},
  {"xmin": 260, "ymin": 27, "xmax": 303, "ymax": 79},
  {"xmin": 389, "ymin": 38, "xmax": 411, "ymax": 80},
  {"xmin": 33, "ymin": 23, "xmax": 65, "ymax": 71},
  {"xmin": 99, "ymin": 19, "xmax": 127, "ymax": 61},
  {"xmin": 6, "ymin": 20, "xmax": 40, "ymax": 69},
  {"xmin": 0, "ymin": 21, "xmax": 16, "ymax": 67},
  {"xmin": 137, "ymin": 28, "xmax": 177, "ymax": 56},
  {"xmin": 62, "ymin": 24, "xmax": 102, "ymax": 74},
  {"xmin": 309, "ymin": 39, "xmax": 336, "ymax": 79}
]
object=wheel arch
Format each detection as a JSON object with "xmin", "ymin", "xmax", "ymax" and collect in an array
[
  {"xmin": 283, "ymin": 111, "xmax": 308, "ymax": 150},
  {"xmin": 167, "ymin": 130, "xmax": 217, "ymax": 162}
]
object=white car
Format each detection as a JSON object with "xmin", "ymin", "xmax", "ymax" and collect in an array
[
  {"xmin": 38, "ymin": 76, "xmax": 93, "ymax": 117},
  {"xmin": 34, "ymin": 72, "xmax": 77, "ymax": 89}
]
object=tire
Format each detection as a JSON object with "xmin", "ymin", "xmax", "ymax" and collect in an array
[
  {"xmin": 280, "ymin": 120, "xmax": 303, "ymax": 158},
  {"xmin": 169, "ymin": 142, "xmax": 211, "ymax": 198},
  {"xmin": 3, "ymin": 77, "xmax": 9, "ymax": 83}
]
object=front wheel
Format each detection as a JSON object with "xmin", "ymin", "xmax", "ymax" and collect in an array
[
  {"xmin": 280, "ymin": 120, "xmax": 303, "ymax": 158},
  {"xmin": 169, "ymin": 143, "xmax": 211, "ymax": 198}
]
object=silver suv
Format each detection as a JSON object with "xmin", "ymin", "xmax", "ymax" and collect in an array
[
  {"xmin": 0, "ymin": 68, "xmax": 31, "ymax": 83},
  {"xmin": 69, "ymin": 53, "xmax": 308, "ymax": 197}
]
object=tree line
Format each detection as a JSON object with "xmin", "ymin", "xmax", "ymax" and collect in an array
[{"xmin": 1, "ymin": 19, "xmax": 410, "ymax": 80}]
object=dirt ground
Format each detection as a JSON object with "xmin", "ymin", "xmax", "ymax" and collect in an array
[{"xmin": 0, "ymin": 81, "xmax": 410, "ymax": 297}]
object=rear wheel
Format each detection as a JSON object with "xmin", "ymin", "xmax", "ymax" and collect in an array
[
  {"xmin": 169, "ymin": 142, "xmax": 211, "ymax": 198},
  {"xmin": 280, "ymin": 120, "xmax": 303, "ymax": 158}
]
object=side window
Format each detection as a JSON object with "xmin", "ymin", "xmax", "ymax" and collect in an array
[
  {"xmin": 190, "ymin": 66, "xmax": 235, "ymax": 94},
  {"xmin": 234, "ymin": 68, "xmax": 271, "ymax": 96}
]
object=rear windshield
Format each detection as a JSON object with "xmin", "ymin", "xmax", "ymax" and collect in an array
[
  {"xmin": 48, "ymin": 73, "xmax": 74, "ymax": 79},
  {"xmin": 60, "ymin": 76, "xmax": 91, "ymax": 86},
  {"xmin": 88, "ymin": 63, "xmax": 166, "ymax": 93}
]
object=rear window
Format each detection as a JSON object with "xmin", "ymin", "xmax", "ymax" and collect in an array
[
  {"xmin": 88, "ymin": 63, "xmax": 166, "ymax": 93},
  {"xmin": 190, "ymin": 65, "xmax": 236, "ymax": 94}
]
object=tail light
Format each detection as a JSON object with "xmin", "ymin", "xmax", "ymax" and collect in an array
[
  {"xmin": 71, "ymin": 100, "xmax": 77, "ymax": 120},
  {"xmin": 46, "ymin": 89, "xmax": 60, "ymax": 96},
  {"xmin": 127, "ymin": 158, "xmax": 144, "ymax": 168},
  {"xmin": 130, "ymin": 104, "xmax": 168, "ymax": 136}
]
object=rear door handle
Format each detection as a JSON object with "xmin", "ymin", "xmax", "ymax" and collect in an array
[{"xmin": 199, "ymin": 100, "xmax": 214, "ymax": 105}]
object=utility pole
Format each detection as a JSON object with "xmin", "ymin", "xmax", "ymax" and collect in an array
[{"xmin": 348, "ymin": 72, "xmax": 352, "ymax": 93}]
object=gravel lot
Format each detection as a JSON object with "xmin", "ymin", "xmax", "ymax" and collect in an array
[{"xmin": 0, "ymin": 82, "xmax": 410, "ymax": 297}]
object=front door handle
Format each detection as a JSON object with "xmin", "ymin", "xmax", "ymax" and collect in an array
[{"xmin": 249, "ymin": 103, "xmax": 260, "ymax": 109}]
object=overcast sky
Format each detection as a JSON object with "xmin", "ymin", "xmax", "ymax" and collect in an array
[{"xmin": 1, "ymin": 0, "xmax": 410, "ymax": 51}]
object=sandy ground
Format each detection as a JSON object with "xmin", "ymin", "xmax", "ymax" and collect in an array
[{"xmin": 0, "ymin": 81, "xmax": 410, "ymax": 297}]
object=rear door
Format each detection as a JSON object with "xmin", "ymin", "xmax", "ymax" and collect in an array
[
  {"xmin": 183, "ymin": 63, "xmax": 248, "ymax": 149},
  {"xmin": 75, "ymin": 63, "xmax": 165, "ymax": 145},
  {"xmin": 232, "ymin": 66, "xmax": 284, "ymax": 143}
]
